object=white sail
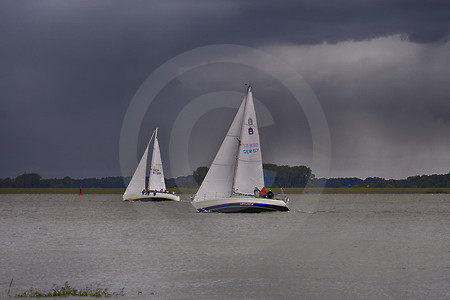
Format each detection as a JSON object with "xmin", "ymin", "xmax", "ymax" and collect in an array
[
  {"xmin": 233, "ymin": 86, "xmax": 264, "ymax": 194},
  {"xmin": 123, "ymin": 133, "xmax": 153, "ymax": 197},
  {"xmin": 148, "ymin": 128, "xmax": 166, "ymax": 191},
  {"xmin": 194, "ymin": 95, "xmax": 246, "ymax": 201},
  {"xmin": 191, "ymin": 85, "xmax": 289, "ymax": 212},
  {"xmin": 123, "ymin": 128, "xmax": 180, "ymax": 201}
]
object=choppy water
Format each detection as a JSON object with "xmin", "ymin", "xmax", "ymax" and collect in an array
[{"xmin": 1, "ymin": 194, "xmax": 449, "ymax": 299}]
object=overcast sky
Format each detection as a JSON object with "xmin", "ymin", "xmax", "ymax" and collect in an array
[{"xmin": 1, "ymin": 0, "xmax": 449, "ymax": 180}]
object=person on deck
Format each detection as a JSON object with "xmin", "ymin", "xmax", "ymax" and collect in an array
[
  {"xmin": 267, "ymin": 189, "xmax": 274, "ymax": 199},
  {"xmin": 254, "ymin": 187, "xmax": 260, "ymax": 198},
  {"xmin": 260, "ymin": 187, "xmax": 267, "ymax": 198}
]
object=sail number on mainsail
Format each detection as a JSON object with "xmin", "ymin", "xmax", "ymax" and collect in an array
[{"xmin": 241, "ymin": 142, "xmax": 259, "ymax": 154}]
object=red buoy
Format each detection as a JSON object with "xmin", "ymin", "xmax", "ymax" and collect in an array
[{"xmin": 79, "ymin": 187, "xmax": 83, "ymax": 195}]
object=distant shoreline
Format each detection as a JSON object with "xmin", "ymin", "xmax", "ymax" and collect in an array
[{"xmin": 1, "ymin": 187, "xmax": 448, "ymax": 194}]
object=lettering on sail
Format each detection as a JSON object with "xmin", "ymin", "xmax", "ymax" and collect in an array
[{"xmin": 242, "ymin": 142, "xmax": 259, "ymax": 154}]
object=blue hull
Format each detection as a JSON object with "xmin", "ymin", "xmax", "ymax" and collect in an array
[{"xmin": 198, "ymin": 202, "xmax": 289, "ymax": 213}]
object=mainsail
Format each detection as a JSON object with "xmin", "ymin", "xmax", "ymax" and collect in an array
[
  {"xmin": 233, "ymin": 86, "xmax": 264, "ymax": 194},
  {"xmin": 148, "ymin": 128, "xmax": 166, "ymax": 191}
]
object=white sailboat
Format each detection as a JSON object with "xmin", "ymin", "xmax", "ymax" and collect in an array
[
  {"xmin": 123, "ymin": 128, "xmax": 180, "ymax": 201},
  {"xmin": 192, "ymin": 85, "xmax": 289, "ymax": 212}
]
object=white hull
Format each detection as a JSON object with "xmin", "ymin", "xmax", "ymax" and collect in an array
[
  {"xmin": 192, "ymin": 196, "xmax": 289, "ymax": 213},
  {"xmin": 123, "ymin": 192, "xmax": 180, "ymax": 202}
]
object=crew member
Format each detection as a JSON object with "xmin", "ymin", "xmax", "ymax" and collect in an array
[
  {"xmin": 254, "ymin": 187, "xmax": 260, "ymax": 198},
  {"xmin": 260, "ymin": 187, "xmax": 267, "ymax": 198}
]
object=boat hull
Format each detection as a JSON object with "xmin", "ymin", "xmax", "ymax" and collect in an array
[
  {"xmin": 123, "ymin": 192, "xmax": 180, "ymax": 202},
  {"xmin": 192, "ymin": 197, "xmax": 289, "ymax": 213}
]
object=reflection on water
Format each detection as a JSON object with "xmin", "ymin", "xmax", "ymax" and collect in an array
[{"xmin": 0, "ymin": 194, "xmax": 449, "ymax": 298}]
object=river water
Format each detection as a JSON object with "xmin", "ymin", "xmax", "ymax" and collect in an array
[{"xmin": 1, "ymin": 194, "xmax": 449, "ymax": 299}]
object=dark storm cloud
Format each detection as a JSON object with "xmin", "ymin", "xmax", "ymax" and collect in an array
[
  {"xmin": 233, "ymin": 0, "xmax": 450, "ymax": 44},
  {"xmin": 140, "ymin": 0, "xmax": 450, "ymax": 45},
  {"xmin": 0, "ymin": 0, "xmax": 449, "ymax": 178}
]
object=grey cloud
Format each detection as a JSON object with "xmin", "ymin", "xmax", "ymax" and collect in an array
[
  {"xmin": 266, "ymin": 36, "xmax": 450, "ymax": 178},
  {"xmin": 0, "ymin": 1, "xmax": 449, "ymax": 178}
]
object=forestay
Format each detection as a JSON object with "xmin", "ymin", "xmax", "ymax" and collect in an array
[
  {"xmin": 194, "ymin": 95, "xmax": 246, "ymax": 201},
  {"xmin": 124, "ymin": 131, "xmax": 155, "ymax": 196}
]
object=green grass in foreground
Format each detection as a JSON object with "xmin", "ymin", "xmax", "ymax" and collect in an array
[
  {"xmin": 14, "ymin": 281, "xmax": 124, "ymax": 298},
  {"xmin": 0, "ymin": 187, "xmax": 448, "ymax": 194}
]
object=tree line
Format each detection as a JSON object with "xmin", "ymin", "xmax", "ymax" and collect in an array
[
  {"xmin": 0, "ymin": 173, "xmax": 127, "ymax": 188},
  {"xmin": 1, "ymin": 167, "xmax": 449, "ymax": 189},
  {"xmin": 310, "ymin": 173, "xmax": 450, "ymax": 188}
]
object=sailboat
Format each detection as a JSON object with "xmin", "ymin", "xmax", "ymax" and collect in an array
[
  {"xmin": 123, "ymin": 128, "xmax": 180, "ymax": 201},
  {"xmin": 192, "ymin": 85, "xmax": 289, "ymax": 212}
]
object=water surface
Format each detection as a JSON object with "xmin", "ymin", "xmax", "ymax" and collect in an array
[{"xmin": 1, "ymin": 194, "xmax": 449, "ymax": 298}]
